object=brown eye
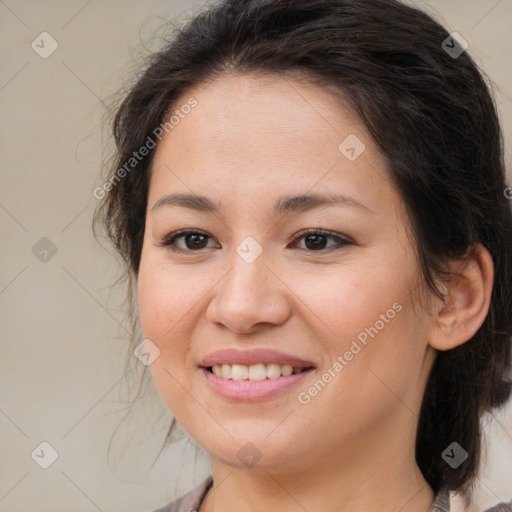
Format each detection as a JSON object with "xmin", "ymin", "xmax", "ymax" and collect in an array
[
  {"xmin": 303, "ymin": 233, "xmax": 329, "ymax": 250},
  {"xmin": 291, "ymin": 229, "xmax": 352, "ymax": 252},
  {"xmin": 182, "ymin": 232, "xmax": 209, "ymax": 250},
  {"xmin": 158, "ymin": 230, "xmax": 217, "ymax": 253},
  {"xmin": 158, "ymin": 228, "xmax": 351, "ymax": 254}
]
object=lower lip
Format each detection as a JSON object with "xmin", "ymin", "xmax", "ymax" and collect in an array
[{"xmin": 201, "ymin": 367, "xmax": 314, "ymax": 401}]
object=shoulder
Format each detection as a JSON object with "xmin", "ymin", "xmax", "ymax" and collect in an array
[
  {"xmin": 147, "ymin": 476, "xmax": 213, "ymax": 512},
  {"xmin": 145, "ymin": 477, "xmax": 511, "ymax": 512},
  {"xmin": 483, "ymin": 501, "xmax": 512, "ymax": 512},
  {"xmin": 428, "ymin": 482, "xmax": 511, "ymax": 512}
]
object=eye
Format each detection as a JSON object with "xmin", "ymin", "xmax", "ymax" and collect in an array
[
  {"xmin": 157, "ymin": 228, "xmax": 351, "ymax": 254},
  {"xmin": 157, "ymin": 229, "xmax": 218, "ymax": 253},
  {"xmin": 290, "ymin": 229, "xmax": 352, "ymax": 252}
]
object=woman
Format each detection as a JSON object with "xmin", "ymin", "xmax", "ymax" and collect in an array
[{"xmin": 94, "ymin": 0, "xmax": 512, "ymax": 510}]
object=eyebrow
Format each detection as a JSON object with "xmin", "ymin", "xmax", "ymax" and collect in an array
[{"xmin": 151, "ymin": 192, "xmax": 374, "ymax": 215}]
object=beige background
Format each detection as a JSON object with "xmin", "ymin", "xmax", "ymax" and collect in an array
[{"xmin": 0, "ymin": 1, "xmax": 511, "ymax": 511}]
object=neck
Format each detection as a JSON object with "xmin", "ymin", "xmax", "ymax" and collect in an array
[{"xmin": 201, "ymin": 429, "xmax": 434, "ymax": 512}]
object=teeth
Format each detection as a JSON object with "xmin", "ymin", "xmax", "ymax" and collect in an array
[
  {"xmin": 248, "ymin": 363, "xmax": 266, "ymax": 380},
  {"xmin": 231, "ymin": 364, "xmax": 248, "ymax": 380},
  {"xmin": 281, "ymin": 364, "xmax": 293, "ymax": 376},
  {"xmin": 210, "ymin": 363, "xmax": 306, "ymax": 380},
  {"xmin": 221, "ymin": 364, "xmax": 231, "ymax": 379},
  {"xmin": 266, "ymin": 363, "xmax": 282, "ymax": 379}
]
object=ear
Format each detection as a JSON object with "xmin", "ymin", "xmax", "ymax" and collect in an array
[{"xmin": 428, "ymin": 243, "xmax": 494, "ymax": 351}]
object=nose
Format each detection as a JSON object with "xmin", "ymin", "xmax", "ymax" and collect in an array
[{"xmin": 206, "ymin": 248, "xmax": 292, "ymax": 335}]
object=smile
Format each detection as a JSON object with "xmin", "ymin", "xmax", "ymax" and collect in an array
[
  {"xmin": 199, "ymin": 349, "xmax": 316, "ymax": 401},
  {"xmin": 209, "ymin": 363, "xmax": 309, "ymax": 380}
]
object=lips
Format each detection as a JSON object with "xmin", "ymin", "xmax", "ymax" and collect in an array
[
  {"xmin": 200, "ymin": 348, "xmax": 315, "ymax": 368},
  {"xmin": 199, "ymin": 349, "xmax": 316, "ymax": 401}
]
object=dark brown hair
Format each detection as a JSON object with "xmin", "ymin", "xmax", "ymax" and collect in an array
[{"xmin": 94, "ymin": 0, "xmax": 512, "ymax": 497}]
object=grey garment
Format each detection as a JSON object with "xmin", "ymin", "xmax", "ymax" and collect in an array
[
  {"xmin": 149, "ymin": 478, "xmax": 212, "ymax": 512},
  {"xmin": 148, "ymin": 476, "xmax": 512, "ymax": 512}
]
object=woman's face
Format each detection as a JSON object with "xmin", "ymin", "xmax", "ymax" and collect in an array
[{"xmin": 137, "ymin": 73, "xmax": 437, "ymax": 472}]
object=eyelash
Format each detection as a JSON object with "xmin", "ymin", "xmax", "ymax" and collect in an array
[{"xmin": 157, "ymin": 228, "xmax": 352, "ymax": 254}]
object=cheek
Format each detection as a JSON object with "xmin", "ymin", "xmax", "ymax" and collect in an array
[
  {"xmin": 137, "ymin": 258, "xmax": 195, "ymax": 416},
  {"xmin": 294, "ymin": 258, "xmax": 412, "ymax": 345},
  {"xmin": 322, "ymin": 290, "xmax": 428, "ymax": 416},
  {"xmin": 296, "ymin": 258, "xmax": 427, "ymax": 405},
  {"xmin": 136, "ymin": 254, "xmax": 199, "ymax": 392},
  {"xmin": 137, "ymin": 254, "xmax": 199, "ymax": 343},
  {"xmin": 137, "ymin": 270, "xmax": 172, "ymax": 341}
]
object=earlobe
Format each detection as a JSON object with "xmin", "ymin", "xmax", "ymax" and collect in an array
[{"xmin": 428, "ymin": 243, "xmax": 494, "ymax": 351}]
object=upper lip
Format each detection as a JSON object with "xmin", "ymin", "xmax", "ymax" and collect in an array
[{"xmin": 200, "ymin": 348, "xmax": 315, "ymax": 368}]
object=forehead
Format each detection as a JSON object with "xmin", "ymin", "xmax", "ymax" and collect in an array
[
  {"xmin": 149, "ymin": 73, "xmax": 400, "ymax": 219},
  {"xmin": 157, "ymin": 73, "xmax": 363, "ymax": 163}
]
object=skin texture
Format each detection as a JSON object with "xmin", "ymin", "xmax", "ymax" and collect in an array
[{"xmin": 137, "ymin": 73, "xmax": 494, "ymax": 511}]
